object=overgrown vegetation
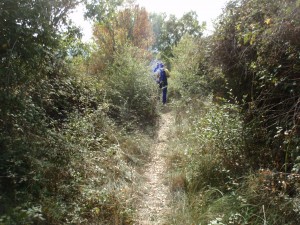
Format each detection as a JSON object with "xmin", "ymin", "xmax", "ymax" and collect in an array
[
  {"xmin": 1, "ymin": 0, "xmax": 300, "ymax": 224},
  {"xmin": 0, "ymin": 0, "xmax": 157, "ymax": 224},
  {"xmin": 167, "ymin": 0, "xmax": 300, "ymax": 224}
]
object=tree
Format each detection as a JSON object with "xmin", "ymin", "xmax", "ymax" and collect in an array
[
  {"xmin": 149, "ymin": 12, "xmax": 167, "ymax": 51},
  {"xmin": 132, "ymin": 6, "xmax": 154, "ymax": 49},
  {"xmin": 88, "ymin": 3, "xmax": 153, "ymax": 73},
  {"xmin": 171, "ymin": 35, "xmax": 213, "ymax": 97},
  {"xmin": 178, "ymin": 11, "xmax": 204, "ymax": 37},
  {"xmin": 150, "ymin": 11, "xmax": 205, "ymax": 64}
]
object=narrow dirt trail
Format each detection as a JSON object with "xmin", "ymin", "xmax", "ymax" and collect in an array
[{"xmin": 134, "ymin": 110, "xmax": 173, "ymax": 225}]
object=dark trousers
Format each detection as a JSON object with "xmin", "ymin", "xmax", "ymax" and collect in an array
[{"xmin": 162, "ymin": 86, "xmax": 167, "ymax": 104}]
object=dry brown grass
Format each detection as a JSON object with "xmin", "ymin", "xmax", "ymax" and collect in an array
[{"xmin": 170, "ymin": 172, "xmax": 187, "ymax": 192}]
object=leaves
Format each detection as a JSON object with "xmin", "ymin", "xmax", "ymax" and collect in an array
[
  {"xmin": 264, "ymin": 18, "xmax": 271, "ymax": 25},
  {"xmin": 213, "ymin": 0, "xmax": 300, "ymax": 171},
  {"xmin": 150, "ymin": 11, "xmax": 205, "ymax": 63},
  {"xmin": 91, "ymin": 5, "xmax": 153, "ymax": 73}
]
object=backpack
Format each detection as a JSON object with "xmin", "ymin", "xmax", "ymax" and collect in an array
[{"xmin": 159, "ymin": 69, "xmax": 168, "ymax": 88}]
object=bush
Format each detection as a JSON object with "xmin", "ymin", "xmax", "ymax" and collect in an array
[
  {"xmin": 0, "ymin": 42, "xmax": 156, "ymax": 224},
  {"xmin": 101, "ymin": 44, "xmax": 158, "ymax": 126},
  {"xmin": 167, "ymin": 98, "xmax": 300, "ymax": 225},
  {"xmin": 53, "ymin": 108, "xmax": 152, "ymax": 224},
  {"xmin": 212, "ymin": 0, "xmax": 300, "ymax": 171},
  {"xmin": 237, "ymin": 171, "xmax": 300, "ymax": 225},
  {"xmin": 170, "ymin": 35, "xmax": 214, "ymax": 99},
  {"xmin": 176, "ymin": 99, "xmax": 246, "ymax": 189}
]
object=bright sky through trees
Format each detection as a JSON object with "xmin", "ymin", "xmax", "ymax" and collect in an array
[
  {"xmin": 70, "ymin": 0, "xmax": 228, "ymax": 42},
  {"xmin": 136, "ymin": 0, "xmax": 228, "ymax": 32}
]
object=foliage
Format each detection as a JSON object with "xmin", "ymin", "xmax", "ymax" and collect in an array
[
  {"xmin": 167, "ymin": 0, "xmax": 300, "ymax": 223},
  {"xmin": 170, "ymin": 35, "xmax": 220, "ymax": 98},
  {"xmin": 3, "ymin": 0, "xmax": 300, "ymax": 224},
  {"xmin": 84, "ymin": 0, "xmax": 124, "ymax": 22},
  {"xmin": 150, "ymin": 11, "xmax": 205, "ymax": 65},
  {"xmin": 167, "ymin": 99, "xmax": 300, "ymax": 225},
  {"xmin": 130, "ymin": 6, "xmax": 154, "ymax": 49},
  {"xmin": 162, "ymin": 0, "xmax": 300, "ymax": 224},
  {"xmin": 0, "ymin": 0, "xmax": 156, "ymax": 224},
  {"xmin": 87, "ymin": 3, "xmax": 154, "ymax": 73},
  {"xmin": 212, "ymin": 0, "xmax": 300, "ymax": 171},
  {"xmin": 53, "ymin": 108, "xmax": 151, "ymax": 225},
  {"xmin": 1, "ymin": 0, "xmax": 79, "ymax": 222},
  {"xmin": 172, "ymin": 99, "xmax": 247, "ymax": 191},
  {"xmin": 102, "ymin": 44, "xmax": 158, "ymax": 126}
]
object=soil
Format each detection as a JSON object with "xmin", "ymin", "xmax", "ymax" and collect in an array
[{"xmin": 134, "ymin": 110, "xmax": 173, "ymax": 225}]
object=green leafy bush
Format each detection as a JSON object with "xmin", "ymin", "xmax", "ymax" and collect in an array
[
  {"xmin": 51, "ymin": 108, "xmax": 152, "ymax": 225},
  {"xmin": 102, "ymin": 44, "xmax": 159, "ymax": 126},
  {"xmin": 165, "ymin": 1, "xmax": 300, "ymax": 224},
  {"xmin": 213, "ymin": 0, "xmax": 300, "ymax": 170},
  {"xmin": 166, "ymin": 99, "xmax": 245, "ymax": 223},
  {"xmin": 0, "ymin": 1, "xmax": 156, "ymax": 224},
  {"xmin": 174, "ymin": 99, "xmax": 246, "ymax": 191},
  {"xmin": 170, "ymin": 35, "xmax": 215, "ymax": 99},
  {"xmin": 168, "ymin": 99, "xmax": 300, "ymax": 225}
]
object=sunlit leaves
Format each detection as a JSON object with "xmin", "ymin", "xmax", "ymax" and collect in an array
[
  {"xmin": 132, "ymin": 7, "xmax": 154, "ymax": 49},
  {"xmin": 171, "ymin": 34, "xmax": 209, "ymax": 97},
  {"xmin": 84, "ymin": 0, "xmax": 124, "ymax": 22},
  {"xmin": 91, "ymin": 5, "xmax": 153, "ymax": 73},
  {"xmin": 264, "ymin": 18, "xmax": 271, "ymax": 25}
]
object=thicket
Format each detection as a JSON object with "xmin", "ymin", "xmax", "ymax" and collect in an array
[
  {"xmin": 2, "ymin": 0, "xmax": 300, "ymax": 223},
  {"xmin": 168, "ymin": 0, "xmax": 300, "ymax": 224},
  {"xmin": 0, "ymin": 0, "xmax": 158, "ymax": 224},
  {"xmin": 213, "ymin": 0, "xmax": 300, "ymax": 171}
]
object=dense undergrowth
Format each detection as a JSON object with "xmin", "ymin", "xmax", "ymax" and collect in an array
[
  {"xmin": 0, "ymin": 45, "xmax": 158, "ymax": 224},
  {"xmin": 0, "ymin": 1, "xmax": 158, "ymax": 224},
  {"xmin": 168, "ymin": 99, "xmax": 300, "ymax": 224},
  {"xmin": 2, "ymin": 0, "xmax": 300, "ymax": 224},
  {"xmin": 167, "ymin": 0, "xmax": 300, "ymax": 224}
]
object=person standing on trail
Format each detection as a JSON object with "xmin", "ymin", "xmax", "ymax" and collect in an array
[{"xmin": 157, "ymin": 63, "xmax": 170, "ymax": 105}]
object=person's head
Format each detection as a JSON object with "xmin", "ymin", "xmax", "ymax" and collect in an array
[{"xmin": 160, "ymin": 63, "xmax": 164, "ymax": 68}]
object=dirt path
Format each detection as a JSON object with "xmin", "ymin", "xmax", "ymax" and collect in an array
[{"xmin": 134, "ymin": 110, "xmax": 173, "ymax": 225}]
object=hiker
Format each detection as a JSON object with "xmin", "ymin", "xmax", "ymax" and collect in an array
[{"xmin": 157, "ymin": 63, "xmax": 170, "ymax": 105}]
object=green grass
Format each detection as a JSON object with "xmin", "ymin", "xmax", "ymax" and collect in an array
[{"xmin": 165, "ymin": 98, "xmax": 300, "ymax": 225}]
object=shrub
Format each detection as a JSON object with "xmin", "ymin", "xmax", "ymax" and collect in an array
[
  {"xmin": 170, "ymin": 35, "xmax": 214, "ymax": 99},
  {"xmin": 212, "ymin": 0, "xmax": 300, "ymax": 170},
  {"xmin": 101, "ymin": 44, "xmax": 158, "ymax": 126},
  {"xmin": 167, "ymin": 98, "xmax": 300, "ymax": 225},
  {"xmin": 179, "ymin": 100, "xmax": 246, "ymax": 189}
]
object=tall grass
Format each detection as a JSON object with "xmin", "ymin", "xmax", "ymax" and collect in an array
[
  {"xmin": 56, "ymin": 108, "xmax": 153, "ymax": 224},
  {"xmin": 166, "ymin": 98, "xmax": 300, "ymax": 225}
]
